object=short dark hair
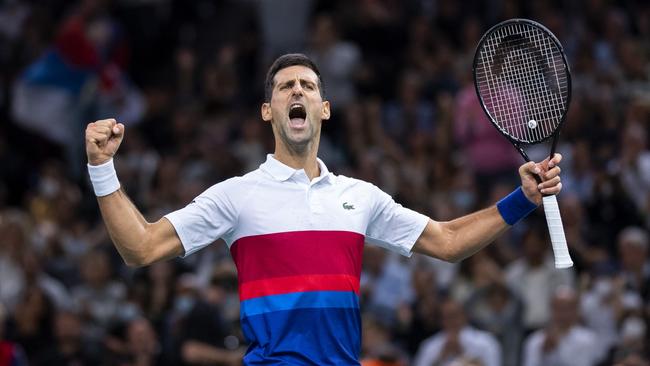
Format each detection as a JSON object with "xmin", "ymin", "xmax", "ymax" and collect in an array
[{"xmin": 264, "ymin": 53, "xmax": 324, "ymax": 102}]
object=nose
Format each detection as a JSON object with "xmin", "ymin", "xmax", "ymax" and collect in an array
[{"xmin": 291, "ymin": 79, "xmax": 304, "ymax": 96}]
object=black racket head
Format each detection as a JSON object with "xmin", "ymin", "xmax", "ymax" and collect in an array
[{"xmin": 472, "ymin": 19, "xmax": 571, "ymax": 145}]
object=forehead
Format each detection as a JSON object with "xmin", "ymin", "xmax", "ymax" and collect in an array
[{"xmin": 273, "ymin": 65, "xmax": 319, "ymax": 84}]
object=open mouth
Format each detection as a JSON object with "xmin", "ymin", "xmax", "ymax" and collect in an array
[{"xmin": 288, "ymin": 103, "xmax": 307, "ymax": 128}]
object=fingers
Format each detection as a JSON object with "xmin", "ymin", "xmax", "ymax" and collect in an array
[
  {"xmin": 89, "ymin": 118, "xmax": 117, "ymax": 131},
  {"xmin": 519, "ymin": 161, "xmax": 541, "ymax": 177},
  {"xmin": 547, "ymin": 153, "xmax": 562, "ymax": 168},
  {"xmin": 538, "ymin": 176, "xmax": 561, "ymax": 193},
  {"xmin": 86, "ymin": 130, "xmax": 109, "ymax": 146},
  {"xmin": 538, "ymin": 154, "xmax": 563, "ymax": 194},
  {"xmin": 85, "ymin": 119, "xmax": 121, "ymax": 143},
  {"xmin": 112, "ymin": 123, "xmax": 124, "ymax": 136},
  {"xmin": 541, "ymin": 182, "xmax": 562, "ymax": 195}
]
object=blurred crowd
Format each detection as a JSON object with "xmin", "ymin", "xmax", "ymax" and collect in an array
[{"xmin": 0, "ymin": 0, "xmax": 649, "ymax": 365}]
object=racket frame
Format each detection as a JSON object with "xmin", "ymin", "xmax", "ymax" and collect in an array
[
  {"xmin": 471, "ymin": 18, "xmax": 574, "ymax": 268},
  {"xmin": 471, "ymin": 18, "xmax": 572, "ymax": 163}
]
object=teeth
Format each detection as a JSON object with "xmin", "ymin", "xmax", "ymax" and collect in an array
[{"xmin": 289, "ymin": 103, "xmax": 306, "ymax": 120}]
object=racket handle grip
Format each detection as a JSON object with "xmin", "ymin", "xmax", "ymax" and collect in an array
[{"xmin": 542, "ymin": 195, "xmax": 573, "ymax": 268}]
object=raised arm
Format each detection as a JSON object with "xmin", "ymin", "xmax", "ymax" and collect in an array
[
  {"xmin": 413, "ymin": 154, "xmax": 563, "ymax": 262},
  {"xmin": 86, "ymin": 119, "xmax": 183, "ymax": 267}
]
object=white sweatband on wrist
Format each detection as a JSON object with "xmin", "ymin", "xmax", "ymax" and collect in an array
[{"xmin": 88, "ymin": 158, "xmax": 121, "ymax": 197}]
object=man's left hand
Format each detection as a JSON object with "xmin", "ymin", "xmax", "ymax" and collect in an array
[{"xmin": 519, "ymin": 153, "xmax": 563, "ymax": 205}]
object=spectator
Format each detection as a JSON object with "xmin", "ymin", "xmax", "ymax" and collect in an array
[
  {"xmin": 616, "ymin": 123, "xmax": 650, "ymax": 215},
  {"xmin": 413, "ymin": 299, "xmax": 501, "ymax": 366},
  {"xmin": 617, "ymin": 227, "xmax": 650, "ymax": 300},
  {"xmin": 71, "ymin": 249, "xmax": 128, "ymax": 341},
  {"xmin": 307, "ymin": 13, "xmax": 361, "ymax": 112},
  {"xmin": 611, "ymin": 316, "xmax": 648, "ymax": 365},
  {"xmin": 394, "ymin": 262, "xmax": 441, "ymax": 355},
  {"xmin": 361, "ymin": 247, "xmax": 414, "ymax": 325},
  {"xmin": 523, "ymin": 287, "xmax": 602, "ymax": 366},
  {"xmin": 361, "ymin": 313, "xmax": 408, "ymax": 366},
  {"xmin": 0, "ymin": 210, "xmax": 31, "ymax": 312},
  {"xmin": 170, "ymin": 274, "xmax": 243, "ymax": 366},
  {"xmin": 7, "ymin": 285, "xmax": 55, "ymax": 361},
  {"xmin": 0, "ymin": 1, "xmax": 649, "ymax": 364},
  {"xmin": 107, "ymin": 317, "xmax": 163, "ymax": 366},
  {"xmin": 33, "ymin": 310, "xmax": 100, "ymax": 365},
  {"xmin": 466, "ymin": 281, "xmax": 524, "ymax": 366},
  {"xmin": 505, "ymin": 223, "xmax": 575, "ymax": 333}
]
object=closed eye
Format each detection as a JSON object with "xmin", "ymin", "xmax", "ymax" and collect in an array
[{"xmin": 302, "ymin": 81, "xmax": 317, "ymax": 91}]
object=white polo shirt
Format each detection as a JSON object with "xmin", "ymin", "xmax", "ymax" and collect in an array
[{"xmin": 164, "ymin": 154, "xmax": 429, "ymax": 365}]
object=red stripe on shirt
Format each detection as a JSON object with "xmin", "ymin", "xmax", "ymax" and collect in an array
[
  {"xmin": 239, "ymin": 274, "xmax": 360, "ymax": 301},
  {"xmin": 230, "ymin": 230, "xmax": 364, "ymax": 283}
]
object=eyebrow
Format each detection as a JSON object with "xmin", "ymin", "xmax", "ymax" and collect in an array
[{"xmin": 277, "ymin": 78, "xmax": 317, "ymax": 88}]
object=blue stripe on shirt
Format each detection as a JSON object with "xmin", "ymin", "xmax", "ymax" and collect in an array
[{"xmin": 240, "ymin": 290, "xmax": 359, "ymax": 318}]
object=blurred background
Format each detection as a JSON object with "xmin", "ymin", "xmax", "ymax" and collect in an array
[{"xmin": 0, "ymin": 0, "xmax": 649, "ymax": 365}]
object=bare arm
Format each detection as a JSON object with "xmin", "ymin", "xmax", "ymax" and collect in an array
[
  {"xmin": 97, "ymin": 189, "xmax": 183, "ymax": 267},
  {"xmin": 413, "ymin": 154, "xmax": 563, "ymax": 262},
  {"xmin": 413, "ymin": 207, "xmax": 508, "ymax": 262},
  {"xmin": 87, "ymin": 119, "xmax": 183, "ymax": 267}
]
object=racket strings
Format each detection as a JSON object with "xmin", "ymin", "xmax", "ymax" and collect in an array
[{"xmin": 475, "ymin": 23, "xmax": 569, "ymax": 143}]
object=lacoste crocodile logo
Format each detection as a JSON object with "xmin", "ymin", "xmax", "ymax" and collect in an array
[{"xmin": 342, "ymin": 202, "xmax": 355, "ymax": 210}]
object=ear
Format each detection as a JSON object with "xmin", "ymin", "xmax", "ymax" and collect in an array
[
  {"xmin": 261, "ymin": 102, "xmax": 272, "ymax": 122},
  {"xmin": 321, "ymin": 101, "xmax": 331, "ymax": 121}
]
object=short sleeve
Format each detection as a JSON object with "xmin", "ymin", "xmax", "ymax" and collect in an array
[
  {"xmin": 164, "ymin": 180, "xmax": 239, "ymax": 257},
  {"xmin": 365, "ymin": 184, "xmax": 429, "ymax": 257}
]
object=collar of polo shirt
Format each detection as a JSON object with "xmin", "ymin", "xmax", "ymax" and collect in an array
[{"xmin": 261, "ymin": 154, "xmax": 332, "ymax": 184}]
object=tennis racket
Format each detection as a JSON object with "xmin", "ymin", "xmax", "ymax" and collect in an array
[{"xmin": 472, "ymin": 19, "xmax": 573, "ymax": 268}]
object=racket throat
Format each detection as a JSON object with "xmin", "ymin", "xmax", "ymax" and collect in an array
[{"xmin": 515, "ymin": 144, "xmax": 532, "ymax": 163}]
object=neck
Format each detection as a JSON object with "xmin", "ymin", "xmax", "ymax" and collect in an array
[{"xmin": 273, "ymin": 141, "xmax": 321, "ymax": 180}]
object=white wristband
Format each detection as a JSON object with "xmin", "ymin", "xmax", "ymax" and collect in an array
[{"xmin": 88, "ymin": 158, "xmax": 121, "ymax": 197}]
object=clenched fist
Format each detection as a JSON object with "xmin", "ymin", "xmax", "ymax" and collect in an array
[
  {"xmin": 86, "ymin": 119, "xmax": 125, "ymax": 165},
  {"xmin": 520, "ymin": 153, "xmax": 563, "ymax": 205}
]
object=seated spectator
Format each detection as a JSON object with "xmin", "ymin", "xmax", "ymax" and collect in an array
[
  {"xmin": 32, "ymin": 310, "xmax": 100, "ymax": 365},
  {"xmin": 168, "ymin": 274, "xmax": 243, "ymax": 366},
  {"xmin": 505, "ymin": 222, "xmax": 575, "ymax": 333},
  {"xmin": 617, "ymin": 227, "xmax": 649, "ymax": 300},
  {"xmin": 611, "ymin": 316, "xmax": 648, "ymax": 365},
  {"xmin": 105, "ymin": 317, "xmax": 163, "ymax": 366},
  {"xmin": 413, "ymin": 298, "xmax": 501, "ymax": 366},
  {"xmin": 6, "ymin": 285, "xmax": 55, "ymax": 362},
  {"xmin": 361, "ymin": 313, "xmax": 408, "ymax": 366},
  {"xmin": 71, "ymin": 249, "xmax": 128, "ymax": 341},
  {"xmin": 523, "ymin": 287, "xmax": 602, "ymax": 366},
  {"xmin": 394, "ymin": 263, "xmax": 441, "ymax": 355},
  {"xmin": 466, "ymin": 281, "xmax": 523, "ymax": 366},
  {"xmin": 580, "ymin": 273, "xmax": 643, "ymax": 358}
]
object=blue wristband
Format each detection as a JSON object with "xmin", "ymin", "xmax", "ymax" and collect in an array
[{"xmin": 496, "ymin": 187, "xmax": 538, "ymax": 225}]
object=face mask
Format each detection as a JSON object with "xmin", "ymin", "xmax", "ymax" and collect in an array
[
  {"xmin": 452, "ymin": 190, "xmax": 476, "ymax": 211},
  {"xmin": 174, "ymin": 295, "xmax": 195, "ymax": 314},
  {"xmin": 118, "ymin": 303, "xmax": 141, "ymax": 321},
  {"xmin": 39, "ymin": 177, "xmax": 60, "ymax": 198},
  {"xmin": 593, "ymin": 279, "xmax": 612, "ymax": 296}
]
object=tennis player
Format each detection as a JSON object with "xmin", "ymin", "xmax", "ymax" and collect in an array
[{"xmin": 85, "ymin": 53, "xmax": 563, "ymax": 365}]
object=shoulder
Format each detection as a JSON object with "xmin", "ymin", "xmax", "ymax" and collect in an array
[
  {"xmin": 416, "ymin": 332, "xmax": 446, "ymax": 353},
  {"xmin": 334, "ymin": 174, "xmax": 384, "ymax": 194},
  {"xmin": 333, "ymin": 174, "xmax": 366, "ymax": 187},
  {"xmin": 464, "ymin": 327, "xmax": 499, "ymax": 348},
  {"xmin": 201, "ymin": 172, "xmax": 261, "ymax": 199},
  {"xmin": 570, "ymin": 326, "xmax": 597, "ymax": 343},
  {"xmin": 524, "ymin": 329, "xmax": 546, "ymax": 348}
]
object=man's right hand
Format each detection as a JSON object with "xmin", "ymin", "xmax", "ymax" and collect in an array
[{"xmin": 85, "ymin": 118, "xmax": 125, "ymax": 165}]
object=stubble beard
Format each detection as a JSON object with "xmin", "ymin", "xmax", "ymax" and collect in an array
[{"xmin": 277, "ymin": 118, "xmax": 316, "ymax": 156}]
